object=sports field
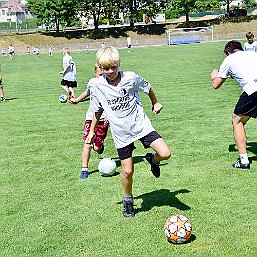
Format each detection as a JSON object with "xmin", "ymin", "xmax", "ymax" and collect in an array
[{"xmin": 0, "ymin": 43, "xmax": 256, "ymax": 257}]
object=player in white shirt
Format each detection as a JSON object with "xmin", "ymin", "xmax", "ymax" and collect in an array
[
  {"xmin": 243, "ymin": 32, "xmax": 257, "ymax": 52},
  {"xmin": 70, "ymin": 64, "xmax": 109, "ymax": 179},
  {"xmin": 8, "ymin": 44, "xmax": 14, "ymax": 59},
  {"xmin": 211, "ymin": 40, "xmax": 257, "ymax": 170},
  {"xmin": 85, "ymin": 46, "xmax": 171, "ymax": 217},
  {"xmin": 49, "ymin": 46, "xmax": 53, "ymax": 56},
  {"xmin": 60, "ymin": 48, "xmax": 77, "ymax": 99},
  {"xmin": 126, "ymin": 36, "xmax": 131, "ymax": 52}
]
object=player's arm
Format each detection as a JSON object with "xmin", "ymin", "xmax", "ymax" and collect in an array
[
  {"xmin": 148, "ymin": 87, "xmax": 163, "ymax": 114},
  {"xmin": 70, "ymin": 91, "xmax": 90, "ymax": 104},
  {"xmin": 84, "ymin": 112, "xmax": 102, "ymax": 144},
  {"xmin": 211, "ymin": 69, "xmax": 226, "ymax": 89}
]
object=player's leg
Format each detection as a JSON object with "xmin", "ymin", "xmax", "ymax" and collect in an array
[
  {"xmin": 80, "ymin": 120, "xmax": 93, "ymax": 179},
  {"xmin": 93, "ymin": 121, "xmax": 108, "ymax": 154},
  {"xmin": 120, "ymin": 157, "xmax": 134, "ymax": 217},
  {"xmin": 117, "ymin": 143, "xmax": 136, "ymax": 217},
  {"xmin": 60, "ymin": 79, "xmax": 69, "ymax": 94},
  {"xmin": 0, "ymin": 82, "xmax": 5, "ymax": 101},
  {"xmin": 142, "ymin": 131, "xmax": 171, "ymax": 178},
  {"xmin": 232, "ymin": 114, "xmax": 250, "ymax": 168},
  {"xmin": 231, "ymin": 91, "xmax": 257, "ymax": 169}
]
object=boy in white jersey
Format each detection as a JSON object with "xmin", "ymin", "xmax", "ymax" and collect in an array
[
  {"xmin": 85, "ymin": 46, "xmax": 171, "ymax": 217},
  {"xmin": 211, "ymin": 40, "xmax": 257, "ymax": 170},
  {"xmin": 60, "ymin": 48, "xmax": 77, "ymax": 99},
  {"xmin": 243, "ymin": 32, "xmax": 257, "ymax": 52},
  {"xmin": 70, "ymin": 64, "xmax": 109, "ymax": 179}
]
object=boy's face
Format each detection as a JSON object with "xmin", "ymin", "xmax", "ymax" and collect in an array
[
  {"xmin": 247, "ymin": 36, "xmax": 254, "ymax": 43},
  {"xmin": 101, "ymin": 63, "xmax": 119, "ymax": 81}
]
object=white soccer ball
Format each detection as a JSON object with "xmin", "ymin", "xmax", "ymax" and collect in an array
[
  {"xmin": 59, "ymin": 94, "xmax": 67, "ymax": 103},
  {"xmin": 98, "ymin": 158, "xmax": 117, "ymax": 176}
]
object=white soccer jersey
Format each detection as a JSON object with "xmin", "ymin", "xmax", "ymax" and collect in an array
[
  {"xmin": 90, "ymin": 71, "xmax": 155, "ymax": 148},
  {"xmin": 85, "ymin": 78, "xmax": 105, "ymax": 121},
  {"xmin": 62, "ymin": 55, "xmax": 76, "ymax": 81},
  {"xmin": 217, "ymin": 51, "xmax": 257, "ymax": 95},
  {"xmin": 243, "ymin": 41, "xmax": 257, "ymax": 52}
]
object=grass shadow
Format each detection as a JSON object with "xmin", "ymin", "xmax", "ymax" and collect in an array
[
  {"xmin": 167, "ymin": 234, "xmax": 196, "ymax": 244},
  {"xmin": 134, "ymin": 189, "xmax": 191, "ymax": 214},
  {"xmin": 228, "ymin": 141, "xmax": 257, "ymax": 162}
]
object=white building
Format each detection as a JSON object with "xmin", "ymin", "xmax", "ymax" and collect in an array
[{"xmin": 0, "ymin": 0, "xmax": 32, "ymax": 23}]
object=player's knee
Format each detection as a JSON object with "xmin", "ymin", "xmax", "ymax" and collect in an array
[
  {"xmin": 159, "ymin": 148, "xmax": 171, "ymax": 160},
  {"xmin": 122, "ymin": 169, "xmax": 133, "ymax": 178}
]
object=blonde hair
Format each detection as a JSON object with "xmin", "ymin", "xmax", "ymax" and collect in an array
[
  {"xmin": 96, "ymin": 46, "xmax": 120, "ymax": 69},
  {"xmin": 94, "ymin": 63, "xmax": 102, "ymax": 78},
  {"xmin": 63, "ymin": 47, "xmax": 70, "ymax": 54}
]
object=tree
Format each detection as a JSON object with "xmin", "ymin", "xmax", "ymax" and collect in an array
[
  {"xmin": 170, "ymin": 0, "xmax": 221, "ymax": 23},
  {"xmin": 27, "ymin": 0, "xmax": 77, "ymax": 32},
  {"xmin": 122, "ymin": 0, "xmax": 168, "ymax": 27},
  {"xmin": 220, "ymin": 0, "xmax": 234, "ymax": 14}
]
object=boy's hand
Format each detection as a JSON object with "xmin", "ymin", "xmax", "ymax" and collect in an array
[
  {"xmin": 70, "ymin": 97, "xmax": 77, "ymax": 104},
  {"xmin": 85, "ymin": 132, "xmax": 95, "ymax": 144},
  {"xmin": 152, "ymin": 102, "xmax": 163, "ymax": 114},
  {"xmin": 211, "ymin": 69, "xmax": 219, "ymax": 80}
]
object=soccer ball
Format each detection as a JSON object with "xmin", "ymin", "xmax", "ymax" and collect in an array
[
  {"xmin": 98, "ymin": 158, "xmax": 116, "ymax": 176},
  {"xmin": 164, "ymin": 214, "xmax": 192, "ymax": 244},
  {"xmin": 59, "ymin": 94, "xmax": 67, "ymax": 103}
]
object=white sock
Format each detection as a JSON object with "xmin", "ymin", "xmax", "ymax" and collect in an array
[
  {"xmin": 240, "ymin": 154, "xmax": 249, "ymax": 164},
  {"xmin": 82, "ymin": 167, "xmax": 88, "ymax": 172}
]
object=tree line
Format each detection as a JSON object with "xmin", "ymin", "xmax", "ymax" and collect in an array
[{"xmin": 27, "ymin": 0, "xmax": 257, "ymax": 32}]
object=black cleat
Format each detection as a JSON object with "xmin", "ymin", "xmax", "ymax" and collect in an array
[
  {"xmin": 123, "ymin": 201, "xmax": 135, "ymax": 218},
  {"xmin": 232, "ymin": 160, "xmax": 250, "ymax": 169},
  {"xmin": 145, "ymin": 153, "xmax": 160, "ymax": 178},
  {"xmin": 97, "ymin": 144, "xmax": 104, "ymax": 155}
]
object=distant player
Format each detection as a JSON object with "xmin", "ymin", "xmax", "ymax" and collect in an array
[
  {"xmin": 8, "ymin": 44, "xmax": 14, "ymax": 59},
  {"xmin": 85, "ymin": 46, "xmax": 171, "ymax": 217},
  {"xmin": 243, "ymin": 32, "xmax": 257, "ymax": 52},
  {"xmin": 60, "ymin": 48, "xmax": 77, "ymax": 99},
  {"xmin": 101, "ymin": 42, "xmax": 105, "ymax": 48},
  {"xmin": 211, "ymin": 40, "xmax": 257, "ymax": 170},
  {"xmin": 2, "ymin": 48, "xmax": 5, "ymax": 56},
  {"xmin": 27, "ymin": 46, "xmax": 31, "ymax": 54},
  {"xmin": 70, "ymin": 64, "xmax": 109, "ymax": 179},
  {"xmin": 35, "ymin": 47, "xmax": 40, "ymax": 57},
  {"xmin": 126, "ymin": 36, "xmax": 132, "ymax": 52},
  {"xmin": 49, "ymin": 46, "xmax": 53, "ymax": 56}
]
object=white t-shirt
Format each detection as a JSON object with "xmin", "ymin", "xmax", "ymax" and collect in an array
[
  {"xmin": 127, "ymin": 37, "xmax": 131, "ymax": 46},
  {"xmin": 217, "ymin": 51, "xmax": 257, "ymax": 95},
  {"xmin": 90, "ymin": 71, "xmax": 155, "ymax": 148},
  {"xmin": 85, "ymin": 78, "xmax": 105, "ymax": 121},
  {"xmin": 62, "ymin": 55, "xmax": 76, "ymax": 81},
  {"xmin": 243, "ymin": 41, "xmax": 257, "ymax": 52}
]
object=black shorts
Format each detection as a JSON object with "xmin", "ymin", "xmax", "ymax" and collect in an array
[
  {"xmin": 117, "ymin": 131, "xmax": 161, "ymax": 160},
  {"xmin": 61, "ymin": 79, "xmax": 77, "ymax": 88},
  {"xmin": 128, "ymin": 45, "xmax": 131, "ymax": 48},
  {"xmin": 0, "ymin": 80, "xmax": 2, "ymax": 86},
  {"xmin": 234, "ymin": 91, "xmax": 257, "ymax": 118}
]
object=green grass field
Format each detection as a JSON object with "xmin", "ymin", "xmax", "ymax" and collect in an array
[{"xmin": 0, "ymin": 43, "xmax": 256, "ymax": 257}]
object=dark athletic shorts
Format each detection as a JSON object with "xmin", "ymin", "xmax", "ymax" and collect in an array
[
  {"xmin": 117, "ymin": 131, "xmax": 161, "ymax": 160},
  {"xmin": 61, "ymin": 79, "xmax": 77, "ymax": 88},
  {"xmin": 0, "ymin": 80, "xmax": 2, "ymax": 86},
  {"xmin": 83, "ymin": 120, "xmax": 108, "ymax": 148},
  {"xmin": 234, "ymin": 91, "xmax": 257, "ymax": 118}
]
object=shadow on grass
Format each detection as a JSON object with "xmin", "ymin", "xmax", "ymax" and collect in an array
[
  {"xmin": 228, "ymin": 141, "xmax": 257, "ymax": 162},
  {"xmin": 0, "ymin": 97, "xmax": 18, "ymax": 102},
  {"xmin": 167, "ymin": 234, "xmax": 196, "ymax": 245},
  {"xmin": 134, "ymin": 189, "xmax": 191, "ymax": 214}
]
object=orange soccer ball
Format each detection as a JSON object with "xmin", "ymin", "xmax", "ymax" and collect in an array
[{"xmin": 164, "ymin": 214, "xmax": 192, "ymax": 244}]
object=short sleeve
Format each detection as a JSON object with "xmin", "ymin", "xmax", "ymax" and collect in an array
[{"xmin": 217, "ymin": 57, "xmax": 231, "ymax": 79}]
